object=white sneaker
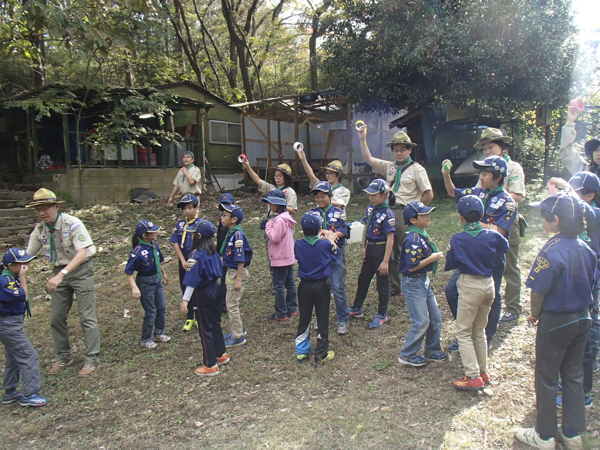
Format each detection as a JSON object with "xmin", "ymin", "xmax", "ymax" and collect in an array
[
  {"xmin": 152, "ymin": 334, "xmax": 171, "ymax": 343},
  {"xmin": 141, "ymin": 340, "xmax": 157, "ymax": 349},
  {"xmin": 515, "ymin": 427, "xmax": 555, "ymax": 449},
  {"xmin": 337, "ymin": 322, "xmax": 349, "ymax": 335},
  {"xmin": 557, "ymin": 428, "xmax": 583, "ymax": 450}
]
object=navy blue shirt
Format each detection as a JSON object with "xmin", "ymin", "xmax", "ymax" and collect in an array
[
  {"xmin": 526, "ymin": 233, "xmax": 597, "ymax": 312},
  {"xmin": 0, "ymin": 273, "xmax": 27, "ymax": 316},
  {"xmin": 221, "ymin": 229, "xmax": 253, "ymax": 269},
  {"xmin": 309, "ymin": 205, "xmax": 348, "ymax": 246},
  {"xmin": 124, "ymin": 242, "xmax": 165, "ymax": 276},
  {"xmin": 445, "ymin": 230, "xmax": 509, "ymax": 276},
  {"xmin": 183, "ymin": 249, "xmax": 223, "ymax": 289},
  {"xmin": 295, "ymin": 239, "xmax": 338, "ymax": 280},
  {"xmin": 398, "ymin": 232, "xmax": 435, "ymax": 275},
  {"xmin": 585, "ymin": 206, "xmax": 600, "ymax": 271},
  {"xmin": 455, "ymin": 187, "xmax": 517, "ymax": 238},
  {"xmin": 169, "ymin": 218, "xmax": 200, "ymax": 260},
  {"xmin": 362, "ymin": 204, "xmax": 396, "ymax": 242}
]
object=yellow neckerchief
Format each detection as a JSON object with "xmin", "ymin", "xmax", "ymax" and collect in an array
[{"xmin": 181, "ymin": 213, "xmax": 199, "ymax": 248}]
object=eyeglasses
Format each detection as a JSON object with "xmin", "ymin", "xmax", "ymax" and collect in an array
[
  {"xmin": 391, "ymin": 148, "xmax": 411, "ymax": 153},
  {"xmin": 34, "ymin": 205, "xmax": 55, "ymax": 213}
]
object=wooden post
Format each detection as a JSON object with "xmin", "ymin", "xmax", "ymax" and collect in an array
[
  {"xmin": 294, "ymin": 97, "xmax": 299, "ymax": 177},
  {"xmin": 543, "ymin": 124, "xmax": 550, "ymax": 185},
  {"xmin": 277, "ymin": 115, "xmax": 282, "ymax": 165},
  {"xmin": 347, "ymin": 103, "xmax": 353, "ymax": 174},
  {"xmin": 266, "ymin": 111, "xmax": 271, "ymax": 178},
  {"xmin": 197, "ymin": 109, "xmax": 205, "ymax": 192},
  {"xmin": 26, "ymin": 108, "xmax": 33, "ymax": 174},
  {"xmin": 62, "ymin": 113, "xmax": 70, "ymax": 167}
]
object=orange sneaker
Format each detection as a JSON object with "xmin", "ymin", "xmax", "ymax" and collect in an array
[
  {"xmin": 452, "ymin": 375, "xmax": 484, "ymax": 391},
  {"xmin": 463, "ymin": 369, "xmax": 490, "ymax": 385},
  {"xmin": 195, "ymin": 365, "xmax": 219, "ymax": 377},
  {"xmin": 216, "ymin": 354, "xmax": 230, "ymax": 366}
]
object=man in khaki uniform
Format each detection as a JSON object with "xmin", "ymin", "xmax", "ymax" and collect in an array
[
  {"xmin": 358, "ymin": 128, "xmax": 434, "ymax": 296},
  {"xmin": 167, "ymin": 151, "xmax": 202, "ymax": 206},
  {"xmin": 26, "ymin": 189, "xmax": 100, "ymax": 377}
]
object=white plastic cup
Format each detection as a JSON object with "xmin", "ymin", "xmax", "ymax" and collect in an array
[
  {"xmin": 293, "ymin": 142, "xmax": 304, "ymax": 153},
  {"xmin": 238, "ymin": 154, "xmax": 247, "ymax": 163}
]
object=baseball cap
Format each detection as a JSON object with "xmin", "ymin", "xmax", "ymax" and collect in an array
[
  {"xmin": 135, "ymin": 220, "xmax": 162, "ymax": 237},
  {"xmin": 261, "ymin": 189, "xmax": 288, "ymax": 206},
  {"xmin": 457, "ymin": 195, "xmax": 484, "ymax": 220},
  {"xmin": 222, "ymin": 204, "xmax": 244, "ymax": 224},
  {"xmin": 403, "ymin": 201, "xmax": 436, "ymax": 225},
  {"xmin": 472, "ymin": 156, "xmax": 508, "ymax": 176},
  {"xmin": 2, "ymin": 248, "xmax": 35, "ymax": 266},
  {"xmin": 218, "ymin": 192, "xmax": 236, "ymax": 211},
  {"xmin": 311, "ymin": 181, "xmax": 333, "ymax": 195},
  {"xmin": 177, "ymin": 193, "xmax": 199, "ymax": 208},
  {"xmin": 301, "ymin": 212, "xmax": 322, "ymax": 235},
  {"xmin": 569, "ymin": 172, "xmax": 600, "ymax": 192},
  {"xmin": 185, "ymin": 219, "xmax": 216, "ymax": 237},
  {"xmin": 363, "ymin": 179, "xmax": 390, "ymax": 195},
  {"xmin": 584, "ymin": 135, "xmax": 600, "ymax": 156},
  {"xmin": 530, "ymin": 192, "xmax": 587, "ymax": 219}
]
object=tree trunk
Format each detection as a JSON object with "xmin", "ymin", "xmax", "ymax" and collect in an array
[{"xmin": 309, "ymin": 15, "xmax": 320, "ymax": 91}]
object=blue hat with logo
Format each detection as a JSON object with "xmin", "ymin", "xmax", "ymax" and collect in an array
[
  {"xmin": 569, "ymin": 172, "xmax": 600, "ymax": 192},
  {"xmin": 301, "ymin": 212, "xmax": 322, "ymax": 235},
  {"xmin": 218, "ymin": 192, "xmax": 235, "ymax": 211},
  {"xmin": 2, "ymin": 248, "xmax": 35, "ymax": 266},
  {"xmin": 177, "ymin": 193, "xmax": 199, "ymax": 209},
  {"xmin": 363, "ymin": 179, "xmax": 390, "ymax": 194},
  {"xmin": 403, "ymin": 201, "xmax": 436, "ymax": 225},
  {"xmin": 222, "ymin": 204, "xmax": 244, "ymax": 224},
  {"xmin": 473, "ymin": 156, "xmax": 508, "ymax": 177},
  {"xmin": 261, "ymin": 189, "xmax": 288, "ymax": 206},
  {"xmin": 185, "ymin": 219, "xmax": 216, "ymax": 237},
  {"xmin": 457, "ymin": 195, "xmax": 484, "ymax": 219},
  {"xmin": 530, "ymin": 192, "xmax": 587, "ymax": 219},
  {"xmin": 135, "ymin": 220, "xmax": 162, "ymax": 237},
  {"xmin": 311, "ymin": 181, "xmax": 333, "ymax": 195}
]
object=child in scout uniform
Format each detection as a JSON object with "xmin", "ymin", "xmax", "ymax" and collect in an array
[
  {"xmin": 294, "ymin": 213, "xmax": 338, "ymax": 364},
  {"xmin": 180, "ymin": 220, "xmax": 228, "ymax": 377},
  {"xmin": 25, "ymin": 188, "xmax": 101, "ymax": 377},
  {"xmin": 357, "ymin": 126, "xmax": 434, "ymax": 297},
  {"xmin": 349, "ymin": 179, "xmax": 396, "ymax": 330},
  {"xmin": 473, "ymin": 128, "xmax": 526, "ymax": 323},
  {"xmin": 0, "ymin": 248, "xmax": 47, "ymax": 407},
  {"xmin": 397, "ymin": 202, "xmax": 446, "ymax": 367},
  {"xmin": 515, "ymin": 193, "xmax": 596, "ymax": 449},
  {"xmin": 217, "ymin": 193, "xmax": 235, "ymax": 313},
  {"xmin": 167, "ymin": 150, "xmax": 202, "ymax": 206},
  {"xmin": 219, "ymin": 204, "xmax": 253, "ymax": 347},
  {"xmin": 169, "ymin": 194, "xmax": 200, "ymax": 332},
  {"xmin": 444, "ymin": 195, "xmax": 509, "ymax": 391},
  {"xmin": 308, "ymin": 181, "xmax": 350, "ymax": 335},
  {"xmin": 442, "ymin": 155, "xmax": 517, "ymax": 349},
  {"xmin": 559, "ymin": 101, "xmax": 600, "ymax": 176},
  {"xmin": 125, "ymin": 220, "xmax": 171, "ymax": 349}
]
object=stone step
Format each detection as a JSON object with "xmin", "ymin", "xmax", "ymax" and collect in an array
[
  {"xmin": 0, "ymin": 225, "xmax": 35, "ymax": 238},
  {"xmin": 0, "ymin": 208, "xmax": 37, "ymax": 218},
  {"xmin": 0, "ymin": 199, "xmax": 29, "ymax": 209},
  {"xmin": 0, "ymin": 190, "xmax": 36, "ymax": 200},
  {"xmin": 0, "ymin": 235, "xmax": 29, "ymax": 249},
  {"xmin": 0, "ymin": 216, "xmax": 36, "ymax": 227}
]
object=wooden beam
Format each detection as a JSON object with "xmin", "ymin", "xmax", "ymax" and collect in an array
[
  {"xmin": 347, "ymin": 104, "xmax": 353, "ymax": 174},
  {"xmin": 245, "ymin": 114, "xmax": 281, "ymax": 157},
  {"xmin": 307, "ymin": 120, "xmax": 329, "ymax": 137}
]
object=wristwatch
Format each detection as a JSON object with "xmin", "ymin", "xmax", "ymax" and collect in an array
[{"xmin": 60, "ymin": 269, "xmax": 69, "ymax": 276}]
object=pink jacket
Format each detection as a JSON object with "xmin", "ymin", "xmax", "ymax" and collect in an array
[{"xmin": 265, "ymin": 211, "xmax": 296, "ymax": 267}]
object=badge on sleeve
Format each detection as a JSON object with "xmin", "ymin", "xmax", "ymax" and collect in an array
[{"xmin": 534, "ymin": 256, "xmax": 549, "ymax": 273}]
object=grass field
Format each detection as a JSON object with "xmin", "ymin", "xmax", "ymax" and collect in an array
[{"xmin": 0, "ymin": 187, "xmax": 599, "ymax": 449}]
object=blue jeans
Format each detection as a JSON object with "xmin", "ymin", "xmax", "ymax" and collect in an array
[
  {"xmin": 272, "ymin": 265, "xmax": 297, "ymax": 318},
  {"xmin": 330, "ymin": 246, "xmax": 349, "ymax": 324},
  {"xmin": 136, "ymin": 274, "xmax": 167, "ymax": 342},
  {"xmin": 400, "ymin": 274, "xmax": 442, "ymax": 359}
]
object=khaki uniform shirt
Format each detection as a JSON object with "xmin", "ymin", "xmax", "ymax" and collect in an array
[
  {"xmin": 260, "ymin": 181, "xmax": 298, "ymax": 210},
  {"xmin": 372, "ymin": 159, "xmax": 432, "ymax": 206},
  {"xmin": 476, "ymin": 158, "xmax": 526, "ymax": 197},
  {"xmin": 26, "ymin": 213, "xmax": 96, "ymax": 266},
  {"xmin": 173, "ymin": 165, "xmax": 202, "ymax": 195}
]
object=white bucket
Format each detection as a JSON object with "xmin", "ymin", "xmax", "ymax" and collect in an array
[{"xmin": 347, "ymin": 221, "xmax": 364, "ymax": 244}]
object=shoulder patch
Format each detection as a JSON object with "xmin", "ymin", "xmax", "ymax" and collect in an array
[
  {"xmin": 70, "ymin": 221, "xmax": 82, "ymax": 231},
  {"xmin": 235, "ymin": 239, "xmax": 244, "ymax": 248},
  {"xmin": 534, "ymin": 256, "xmax": 550, "ymax": 273}
]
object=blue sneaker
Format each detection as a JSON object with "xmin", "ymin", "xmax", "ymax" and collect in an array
[
  {"xmin": 19, "ymin": 394, "xmax": 47, "ymax": 407},
  {"xmin": 557, "ymin": 381, "xmax": 562, "ymax": 394},
  {"xmin": 398, "ymin": 355, "xmax": 427, "ymax": 367},
  {"xmin": 368, "ymin": 313, "xmax": 387, "ymax": 329},
  {"xmin": 500, "ymin": 311, "xmax": 517, "ymax": 323},
  {"xmin": 2, "ymin": 391, "xmax": 23, "ymax": 404},
  {"xmin": 349, "ymin": 306, "xmax": 363, "ymax": 318},
  {"xmin": 224, "ymin": 328, "xmax": 247, "ymax": 341},
  {"xmin": 448, "ymin": 340, "xmax": 459, "ymax": 352},
  {"xmin": 556, "ymin": 394, "xmax": 592, "ymax": 409},
  {"xmin": 424, "ymin": 352, "xmax": 448, "ymax": 362},
  {"xmin": 224, "ymin": 336, "xmax": 247, "ymax": 347}
]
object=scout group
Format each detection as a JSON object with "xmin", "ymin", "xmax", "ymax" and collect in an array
[{"xmin": 1, "ymin": 105, "xmax": 599, "ymax": 449}]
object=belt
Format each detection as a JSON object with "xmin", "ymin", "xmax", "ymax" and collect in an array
[
  {"xmin": 366, "ymin": 240, "xmax": 387, "ymax": 246},
  {"xmin": 136, "ymin": 272, "xmax": 160, "ymax": 278},
  {"xmin": 402, "ymin": 272, "xmax": 427, "ymax": 278}
]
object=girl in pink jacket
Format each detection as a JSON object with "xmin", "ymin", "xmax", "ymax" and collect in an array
[{"xmin": 262, "ymin": 190, "xmax": 298, "ymax": 321}]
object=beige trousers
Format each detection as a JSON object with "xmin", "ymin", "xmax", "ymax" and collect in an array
[{"xmin": 225, "ymin": 267, "xmax": 249, "ymax": 339}]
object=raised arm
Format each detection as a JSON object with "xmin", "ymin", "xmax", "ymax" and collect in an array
[
  {"xmin": 298, "ymin": 150, "xmax": 319, "ymax": 188},
  {"xmin": 358, "ymin": 127, "xmax": 379, "ymax": 168},
  {"xmin": 559, "ymin": 105, "xmax": 588, "ymax": 175},
  {"xmin": 242, "ymin": 159, "xmax": 265, "ymax": 189},
  {"xmin": 441, "ymin": 160, "xmax": 457, "ymax": 197}
]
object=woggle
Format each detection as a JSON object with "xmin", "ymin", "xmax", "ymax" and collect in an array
[
  {"xmin": 293, "ymin": 142, "xmax": 304, "ymax": 153},
  {"xmin": 238, "ymin": 154, "xmax": 247, "ymax": 163}
]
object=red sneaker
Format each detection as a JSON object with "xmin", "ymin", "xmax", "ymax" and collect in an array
[
  {"xmin": 267, "ymin": 314, "xmax": 287, "ymax": 322},
  {"xmin": 452, "ymin": 376, "xmax": 484, "ymax": 391},
  {"xmin": 287, "ymin": 312, "xmax": 298, "ymax": 317},
  {"xmin": 463, "ymin": 369, "xmax": 490, "ymax": 385}
]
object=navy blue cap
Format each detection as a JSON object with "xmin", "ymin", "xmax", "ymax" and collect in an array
[
  {"xmin": 301, "ymin": 212, "xmax": 322, "ymax": 235},
  {"xmin": 177, "ymin": 193, "xmax": 199, "ymax": 209},
  {"xmin": 403, "ymin": 201, "xmax": 436, "ymax": 225},
  {"xmin": 185, "ymin": 219, "xmax": 217, "ymax": 237},
  {"xmin": 530, "ymin": 192, "xmax": 587, "ymax": 219},
  {"xmin": 311, "ymin": 181, "xmax": 333, "ymax": 195},
  {"xmin": 363, "ymin": 179, "xmax": 390, "ymax": 194},
  {"xmin": 569, "ymin": 172, "xmax": 600, "ymax": 192},
  {"xmin": 219, "ymin": 192, "xmax": 235, "ymax": 204},
  {"xmin": 2, "ymin": 248, "xmax": 35, "ymax": 266},
  {"xmin": 473, "ymin": 156, "xmax": 508, "ymax": 176},
  {"xmin": 222, "ymin": 204, "xmax": 244, "ymax": 224},
  {"xmin": 135, "ymin": 220, "xmax": 162, "ymax": 237},
  {"xmin": 457, "ymin": 195, "xmax": 484, "ymax": 219},
  {"xmin": 261, "ymin": 189, "xmax": 288, "ymax": 206}
]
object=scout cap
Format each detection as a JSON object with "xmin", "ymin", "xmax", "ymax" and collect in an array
[
  {"xmin": 177, "ymin": 193, "xmax": 199, "ymax": 209},
  {"xmin": 26, "ymin": 188, "xmax": 65, "ymax": 208},
  {"xmin": 457, "ymin": 195, "xmax": 484, "ymax": 220},
  {"xmin": 584, "ymin": 134, "xmax": 600, "ymax": 156},
  {"xmin": 222, "ymin": 204, "xmax": 244, "ymax": 224},
  {"xmin": 529, "ymin": 192, "xmax": 587, "ymax": 219},
  {"xmin": 185, "ymin": 219, "xmax": 216, "ymax": 238},
  {"xmin": 261, "ymin": 189, "xmax": 288, "ymax": 206},
  {"xmin": 218, "ymin": 192, "xmax": 235, "ymax": 211},
  {"xmin": 183, "ymin": 151, "xmax": 195, "ymax": 158},
  {"xmin": 135, "ymin": 220, "xmax": 162, "ymax": 237},
  {"xmin": 569, "ymin": 172, "xmax": 600, "ymax": 192},
  {"xmin": 2, "ymin": 248, "xmax": 35, "ymax": 266},
  {"xmin": 363, "ymin": 179, "xmax": 390, "ymax": 195},
  {"xmin": 301, "ymin": 212, "xmax": 322, "ymax": 235},
  {"xmin": 268, "ymin": 164, "xmax": 293, "ymax": 179},
  {"xmin": 384, "ymin": 131, "xmax": 417, "ymax": 148},
  {"xmin": 403, "ymin": 201, "xmax": 436, "ymax": 225},
  {"xmin": 311, "ymin": 181, "xmax": 333, "ymax": 195},
  {"xmin": 472, "ymin": 155, "xmax": 508, "ymax": 176},
  {"xmin": 474, "ymin": 128, "xmax": 512, "ymax": 148},
  {"xmin": 320, "ymin": 160, "xmax": 346, "ymax": 175}
]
